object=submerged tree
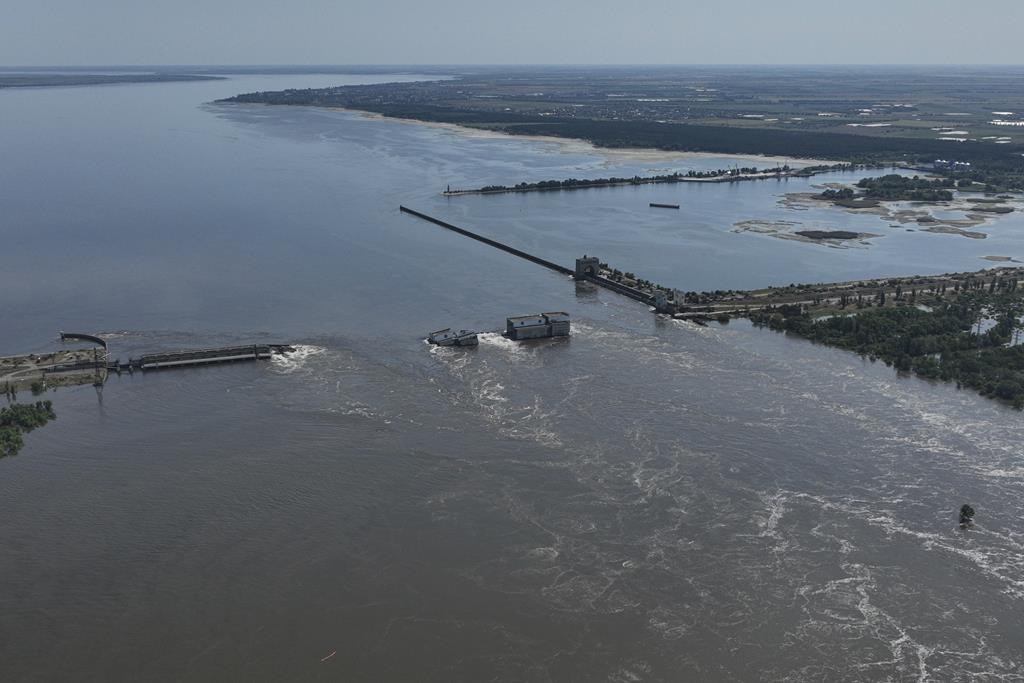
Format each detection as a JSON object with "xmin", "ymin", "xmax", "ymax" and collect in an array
[{"xmin": 959, "ymin": 504, "xmax": 975, "ymax": 526}]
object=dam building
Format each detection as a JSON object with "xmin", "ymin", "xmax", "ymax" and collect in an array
[{"xmin": 505, "ymin": 313, "xmax": 571, "ymax": 341}]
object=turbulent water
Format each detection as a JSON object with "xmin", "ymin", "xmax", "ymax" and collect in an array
[{"xmin": 2, "ymin": 71, "xmax": 1023, "ymax": 682}]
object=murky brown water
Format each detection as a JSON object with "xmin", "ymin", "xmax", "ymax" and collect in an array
[{"xmin": 2, "ymin": 72, "xmax": 1023, "ymax": 681}]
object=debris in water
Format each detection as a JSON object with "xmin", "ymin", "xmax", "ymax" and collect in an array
[{"xmin": 959, "ymin": 504, "xmax": 975, "ymax": 527}]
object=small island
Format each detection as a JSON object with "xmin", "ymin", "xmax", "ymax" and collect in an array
[
  {"xmin": 442, "ymin": 163, "xmax": 867, "ymax": 196},
  {"xmin": 856, "ymin": 174, "xmax": 956, "ymax": 201},
  {"xmin": 820, "ymin": 174, "xmax": 955, "ymax": 204},
  {"xmin": 795, "ymin": 230, "xmax": 863, "ymax": 240}
]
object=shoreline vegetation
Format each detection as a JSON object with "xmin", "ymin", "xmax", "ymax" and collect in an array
[
  {"xmin": 442, "ymin": 163, "xmax": 861, "ymax": 196},
  {"xmin": 810, "ymin": 174, "xmax": 1018, "ymax": 231},
  {"xmin": 220, "ymin": 97, "xmax": 1024, "ymax": 195},
  {"xmin": 0, "ymin": 401, "xmax": 56, "ymax": 457},
  {"xmin": 820, "ymin": 174, "xmax": 956, "ymax": 204},
  {"xmin": 749, "ymin": 286, "xmax": 1024, "ymax": 409},
  {"xmin": 220, "ymin": 90, "xmax": 1024, "ymax": 166},
  {"xmin": 217, "ymin": 75, "xmax": 1024, "ymax": 174},
  {"xmin": 585, "ymin": 257, "xmax": 1024, "ymax": 408},
  {"xmin": 697, "ymin": 268, "xmax": 1024, "ymax": 409}
]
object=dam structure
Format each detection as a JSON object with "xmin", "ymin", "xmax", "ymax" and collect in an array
[
  {"xmin": 399, "ymin": 206, "xmax": 574, "ymax": 276},
  {"xmin": 399, "ymin": 206, "xmax": 658, "ymax": 307},
  {"xmin": 3, "ymin": 336, "xmax": 294, "ymax": 394},
  {"xmin": 117, "ymin": 344, "xmax": 292, "ymax": 371}
]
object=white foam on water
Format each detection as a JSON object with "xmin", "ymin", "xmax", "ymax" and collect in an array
[
  {"xmin": 608, "ymin": 661, "xmax": 653, "ymax": 682},
  {"xmin": 797, "ymin": 491, "xmax": 1024, "ymax": 602},
  {"xmin": 270, "ymin": 344, "xmax": 327, "ymax": 373},
  {"xmin": 526, "ymin": 546, "xmax": 560, "ymax": 561},
  {"xmin": 757, "ymin": 490, "xmax": 787, "ymax": 539},
  {"xmin": 96, "ymin": 331, "xmax": 132, "ymax": 340},
  {"xmin": 337, "ymin": 403, "xmax": 380, "ymax": 420},
  {"xmin": 476, "ymin": 331, "xmax": 541, "ymax": 363},
  {"xmin": 427, "ymin": 342, "xmax": 474, "ymax": 375},
  {"xmin": 427, "ymin": 332, "xmax": 568, "ymax": 449},
  {"xmin": 976, "ymin": 466, "xmax": 1024, "ymax": 481},
  {"xmin": 508, "ymin": 394, "xmax": 563, "ymax": 447},
  {"xmin": 796, "ymin": 520, "xmax": 935, "ymax": 681}
]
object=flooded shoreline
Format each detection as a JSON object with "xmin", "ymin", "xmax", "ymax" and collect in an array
[{"xmin": 3, "ymin": 73, "xmax": 1024, "ymax": 682}]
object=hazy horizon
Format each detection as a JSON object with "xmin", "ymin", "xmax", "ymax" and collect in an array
[
  {"xmin": 4, "ymin": 63, "xmax": 1024, "ymax": 71},
  {"xmin": 3, "ymin": 0, "xmax": 1022, "ymax": 67}
]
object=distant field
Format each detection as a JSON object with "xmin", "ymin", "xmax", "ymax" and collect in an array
[{"xmin": 220, "ymin": 65, "xmax": 1024, "ymax": 165}]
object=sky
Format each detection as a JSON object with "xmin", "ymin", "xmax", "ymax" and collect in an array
[{"xmin": 3, "ymin": 0, "xmax": 1023, "ymax": 66}]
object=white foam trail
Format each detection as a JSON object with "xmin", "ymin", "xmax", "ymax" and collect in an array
[
  {"xmin": 979, "ymin": 467, "xmax": 1024, "ymax": 480},
  {"xmin": 792, "ymin": 490, "xmax": 1024, "ymax": 602},
  {"xmin": 757, "ymin": 491, "xmax": 787, "ymax": 539},
  {"xmin": 427, "ymin": 343, "xmax": 473, "ymax": 374},
  {"xmin": 477, "ymin": 332, "xmax": 534, "ymax": 359},
  {"xmin": 270, "ymin": 344, "xmax": 327, "ymax": 373}
]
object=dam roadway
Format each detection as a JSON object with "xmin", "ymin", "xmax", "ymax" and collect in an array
[
  {"xmin": 3, "ymin": 341, "xmax": 295, "ymax": 393},
  {"xmin": 399, "ymin": 206, "xmax": 1024, "ymax": 320},
  {"xmin": 399, "ymin": 206, "xmax": 656, "ymax": 306}
]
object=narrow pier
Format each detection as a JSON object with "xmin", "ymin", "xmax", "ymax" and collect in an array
[
  {"xmin": 399, "ymin": 206, "xmax": 574, "ymax": 276},
  {"xmin": 400, "ymin": 206, "xmax": 657, "ymax": 306},
  {"xmin": 59, "ymin": 332, "xmax": 108, "ymax": 348}
]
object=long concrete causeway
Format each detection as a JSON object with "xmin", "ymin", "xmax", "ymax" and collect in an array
[
  {"xmin": 2, "ymin": 338, "xmax": 296, "ymax": 393},
  {"xmin": 399, "ymin": 206, "xmax": 575, "ymax": 276},
  {"xmin": 114, "ymin": 344, "xmax": 292, "ymax": 371},
  {"xmin": 399, "ymin": 206, "xmax": 656, "ymax": 306},
  {"xmin": 57, "ymin": 336, "xmax": 293, "ymax": 372}
]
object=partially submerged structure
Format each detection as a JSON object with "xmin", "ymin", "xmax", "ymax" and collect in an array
[
  {"xmin": 504, "ymin": 312, "xmax": 570, "ymax": 341},
  {"xmin": 427, "ymin": 328, "xmax": 479, "ymax": 347}
]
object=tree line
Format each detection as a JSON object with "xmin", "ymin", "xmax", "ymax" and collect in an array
[
  {"xmin": 855, "ymin": 174, "xmax": 955, "ymax": 201},
  {"xmin": 470, "ymin": 167, "xmax": 782, "ymax": 193},
  {"xmin": 0, "ymin": 401, "xmax": 56, "ymax": 457},
  {"xmin": 750, "ymin": 287, "xmax": 1024, "ymax": 408}
]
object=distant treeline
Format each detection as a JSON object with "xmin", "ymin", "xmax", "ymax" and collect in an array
[
  {"xmin": 857, "ymin": 174, "xmax": 956, "ymax": 201},
  {"xmin": 219, "ymin": 93, "xmax": 1024, "ymax": 163},
  {"xmin": 951, "ymin": 166, "xmax": 1024, "ymax": 192},
  {"xmin": 476, "ymin": 173, "xmax": 685, "ymax": 193},
  {"xmin": 0, "ymin": 401, "xmax": 56, "ymax": 457},
  {"xmin": 221, "ymin": 90, "xmax": 1024, "ymax": 189},
  {"xmin": 751, "ymin": 286, "xmax": 1024, "ymax": 408}
]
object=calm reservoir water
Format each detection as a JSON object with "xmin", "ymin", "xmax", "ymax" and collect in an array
[{"xmin": 2, "ymin": 72, "xmax": 1023, "ymax": 682}]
